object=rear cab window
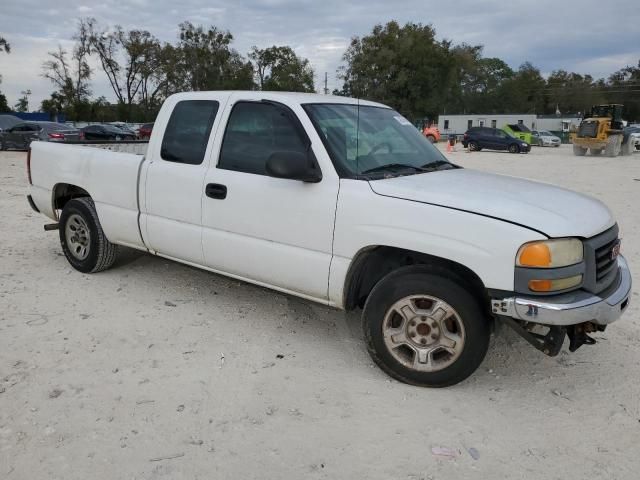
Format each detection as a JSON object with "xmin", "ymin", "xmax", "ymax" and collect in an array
[{"xmin": 161, "ymin": 100, "xmax": 220, "ymax": 165}]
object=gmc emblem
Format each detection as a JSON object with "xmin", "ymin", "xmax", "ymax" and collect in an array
[{"xmin": 611, "ymin": 241, "xmax": 621, "ymax": 260}]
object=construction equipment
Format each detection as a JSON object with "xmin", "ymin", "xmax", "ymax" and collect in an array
[{"xmin": 570, "ymin": 104, "xmax": 629, "ymax": 157}]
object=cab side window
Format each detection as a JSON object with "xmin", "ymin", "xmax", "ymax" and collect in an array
[
  {"xmin": 161, "ymin": 100, "xmax": 219, "ymax": 165},
  {"xmin": 218, "ymin": 102, "xmax": 307, "ymax": 175}
]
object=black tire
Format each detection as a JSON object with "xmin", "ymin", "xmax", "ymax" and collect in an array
[
  {"xmin": 362, "ymin": 265, "xmax": 490, "ymax": 387},
  {"xmin": 426, "ymin": 135, "xmax": 436, "ymax": 144},
  {"xmin": 538, "ymin": 140, "xmax": 544, "ymax": 147},
  {"xmin": 508, "ymin": 143, "xmax": 519, "ymax": 154},
  {"xmin": 59, "ymin": 197, "xmax": 118, "ymax": 273},
  {"xmin": 468, "ymin": 141, "xmax": 479, "ymax": 152},
  {"xmin": 604, "ymin": 135, "xmax": 621, "ymax": 157},
  {"xmin": 591, "ymin": 148, "xmax": 603, "ymax": 156},
  {"xmin": 573, "ymin": 145, "xmax": 587, "ymax": 156}
]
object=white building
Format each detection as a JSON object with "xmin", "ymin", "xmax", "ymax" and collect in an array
[{"xmin": 438, "ymin": 114, "xmax": 582, "ymax": 135}]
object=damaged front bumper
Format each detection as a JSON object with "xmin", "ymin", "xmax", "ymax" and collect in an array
[{"xmin": 491, "ymin": 256, "xmax": 631, "ymax": 355}]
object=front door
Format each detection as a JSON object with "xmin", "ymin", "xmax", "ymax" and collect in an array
[
  {"xmin": 201, "ymin": 96, "xmax": 339, "ymax": 301},
  {"xmin": 141, "ymin": 94, "xmax": 229, "ymax": 264}
]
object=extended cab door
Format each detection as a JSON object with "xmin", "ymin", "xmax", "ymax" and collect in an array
[
  {"xmin": 200, "ymin": 96, "xmax": 339, "ymax": 302},
  {"xmin": 140, "ymin": 94, "xmax": 229, "ymax": 263}
]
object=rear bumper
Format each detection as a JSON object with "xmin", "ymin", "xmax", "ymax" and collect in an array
[{"xmin": 492, "ymin": 256, "xmax": 631, "ymax": 326}]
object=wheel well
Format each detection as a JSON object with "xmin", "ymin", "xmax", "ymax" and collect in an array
[
  {"xmin": 343, "ymin": 246, "xmax": 488, "ymax": 312},
  {"xmin": 52, "ymin": 183, "xmax": 91, "ymax": 213}
]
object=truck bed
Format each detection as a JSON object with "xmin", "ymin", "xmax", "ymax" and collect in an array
[{"xmin": 29, "ymin": 141, "xmax": 147, "ymax": 250}]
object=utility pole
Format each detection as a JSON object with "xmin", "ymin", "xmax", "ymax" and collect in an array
[{"xmin": 324, "ymin": 72, "xmax": 329, "ymax": 95}]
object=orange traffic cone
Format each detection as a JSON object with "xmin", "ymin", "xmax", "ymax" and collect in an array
[{"xmin": 446, "ymin": 141, "xmax": 453, "ymax": 153}]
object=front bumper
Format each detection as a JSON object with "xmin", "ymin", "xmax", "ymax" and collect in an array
[{"xmin": 492, "ymin": 256, "xmax": 631, "ymax": 326}]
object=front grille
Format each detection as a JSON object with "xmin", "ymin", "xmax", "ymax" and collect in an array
[
  {"xmin": 578, "ymin": 121, "xmax": 598, "ymax": 138},
  {"xmin": 595, "ymin": 238, "xmax": 618, "ymax": 281},
  {"xmin": 583, "ymin": 225, "xmax": 620, "ymax": 294}
]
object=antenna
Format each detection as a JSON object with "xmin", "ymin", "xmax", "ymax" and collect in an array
[
  {"xmin": 324, "ymin": 72, "xmax": 329, "ymax": 95},
  {"xmin": 356, "ymin": 98, "xmax": 360, "ymax": 176}
]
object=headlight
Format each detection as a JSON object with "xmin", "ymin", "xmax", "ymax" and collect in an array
[{"xmin": 517, "ymin": 238, "xmax": 583, "ymax": 268}]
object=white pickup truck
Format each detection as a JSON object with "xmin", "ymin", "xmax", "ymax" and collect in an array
[{"xmin": 27, "ymin": 91, "xmax": 632, "ymax": 387}]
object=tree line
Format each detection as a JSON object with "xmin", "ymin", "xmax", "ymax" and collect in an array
[{"xmin": 1, "ymin": 20, "xmax": 639, "ymax": 122}]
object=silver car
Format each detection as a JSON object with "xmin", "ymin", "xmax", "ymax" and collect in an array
[
  {"xmin": 532, "ymin": 130, "xmax": 561, "ymax": 147},
  {"xmin": 0, "ymin": 121, "xmax": 80, "ymax": 150}
]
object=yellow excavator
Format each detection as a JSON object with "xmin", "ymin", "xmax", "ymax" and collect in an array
[{"xmin": 571, "ymin": 104, "xmax": 627, "ymax": 157}]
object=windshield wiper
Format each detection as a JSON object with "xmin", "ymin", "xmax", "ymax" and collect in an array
[
  {"xmin": 420, "ymin": 160, "xmax": 456, "ymax": 171},
  {"xmin": 361, "ymin": 163, "xmax": 426, "ymax": 175}
]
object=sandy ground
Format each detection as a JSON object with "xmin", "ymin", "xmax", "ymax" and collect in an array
[{"xmin": 1, "ymin": 144, "xmax": 639, "ymax": 479}]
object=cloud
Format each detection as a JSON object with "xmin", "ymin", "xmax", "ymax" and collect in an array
[{"xmin": 0, "ymin": 0, "xmax": 638, "ymax": 109}]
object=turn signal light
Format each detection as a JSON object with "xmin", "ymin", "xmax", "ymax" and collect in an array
[{"xmin": 529, "ymin": 275, "xmax": 582, "ymax": 292}]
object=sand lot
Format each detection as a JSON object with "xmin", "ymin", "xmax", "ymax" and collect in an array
[{"xmin": 1, "ymin": 144, "xmax": 639, "ymax": 479}]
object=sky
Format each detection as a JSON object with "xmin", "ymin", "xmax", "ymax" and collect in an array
[{"xmin": 0, "ymin": 0, "xmax": 639, "ymax": 109}]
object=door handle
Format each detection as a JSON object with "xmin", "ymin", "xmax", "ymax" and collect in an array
[{"xmin": 205, "ymin": 183, "xmax": 227, "ymax": 199}]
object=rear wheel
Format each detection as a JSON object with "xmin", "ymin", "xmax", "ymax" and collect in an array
[
  {"xmin": 468, "ymin": 141, "xmax": 479, "ymax": 151},
  {"xmin": 426, "ymin": 135, "xmax": 436, "ymax": 144},
  {"xmin": 573, "ymin": 145, "xmax": 587, "ymax": 156},
  {"xmin": 362, "ymin": 266, "xmax": 490, "ymax": 387},
  {"xmin": 590, "ymin": 148, "xmax": 603, "ymax": 156},
  {"xmin": 508, "ymin": 143, "xmax": 520, "ymax": 154},
  {"xmin": 59, "ymin": 197, "xmax": 118, "ymax": 273}
]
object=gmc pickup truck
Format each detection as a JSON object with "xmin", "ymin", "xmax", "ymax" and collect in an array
[{"xmin": 27, "ymin": 91, "xmax": 632, "ymax": 387}]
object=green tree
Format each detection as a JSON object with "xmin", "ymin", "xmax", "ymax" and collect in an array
[
  {"xmin": 14, "ymin": 89, "xmax": 31, "ymax": 112},
  {"xmin": 0, "ymin": 34, "xmax": 10, "ymax": 112},
  {"xmin": 545, "ymin": 70, "xmax": 606, "ymax": 114},
  {"xmin": 608, "ymin": 60, "xmax": 640, "ymax": 121},
  {"xmin": 87, "ymin": 18, "xmax": 161, "ymax": 112},
  {"xmin": 249, "ymin": 46, "xmax": 315, "ymax": 92},
  {"xmin": 0, "ymin": 93, "xmax": 9, "ymax": 112},
  {"xmin": 176, "ymin": 22, "xmax": 254, "ymax": 91},
  {"xmin": 338, "ymin": 21, "xmax": 458, "ymax": 121},
  {"xmin": 0, "ymin": 36, "xmax": 9, "ymax": 53},
  {"xmin": 497, "ymin": 62, "xmax": 546, "ymax": 113}
]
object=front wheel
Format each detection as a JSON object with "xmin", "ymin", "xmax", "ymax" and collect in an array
[
  {"xmin": 59, "ymin": 197, "xmax": 118, "ymax": 273},
  {"xmin": 426, "ymin": 135, "xmax": 436, "ymax": 144},
  {"xmin": 508, "ymin": 144, "xmax": 520, "ymax": 154},
  {"xmin": 362, "ymin": 266, "xmax": 490, "ymax": 387},
  {"xmin": 573, "ymin": 145, "xmax": 587, "ymax": 156}
]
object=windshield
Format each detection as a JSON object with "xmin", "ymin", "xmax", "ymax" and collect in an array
[
  {"xmin": 539, "ymin": 130, "xmax": 553, "ymax": 136},
  {"xmin": 303, "ymin": 103, "xmax": 451, "ymax": 178}
]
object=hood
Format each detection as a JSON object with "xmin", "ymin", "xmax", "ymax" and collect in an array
[{"xmin": 368, "ymin": 169, "xmax": 614, "ymax": 238}]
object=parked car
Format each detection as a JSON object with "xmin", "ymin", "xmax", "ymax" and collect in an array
[
  {"xmin": 462, "ymin": 127, "xmax": 531, "ymax": 153},
  {"xmin": 532, "ymin": 130, "xmax": 561, "ymax": 147},
  {"xmin": 0, "ymin": 121, "xmax": 80, "ymax": 150},
  {"xmin": 80, "ymin": 124, "xmax": 136, "ymax": 141},
  {"xmin": 137, "ymin": 123, "xmax": 153, "ymax": 140},
  {"xmin": 111, "ymin": 123, "xmax": 137, "ymax": 136},
  {"xmin": 26, "ymin": 91, "xmax": 631, "ymax": 387},
  {"xmin": 0, "ymin": 114, "xmax": 22, "ymax": 133}
]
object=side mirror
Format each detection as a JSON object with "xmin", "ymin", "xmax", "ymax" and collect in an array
[{"xmin": 265, "ymin": 151, "xmax": 322, "ymax": 183}]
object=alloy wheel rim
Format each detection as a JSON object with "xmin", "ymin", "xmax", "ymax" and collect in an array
[
  {"xmin": 65, "ymin": 214, "xmax": 91, "ymax": 260},
  {"xmin": 382, "ymin": 295, "xmax": 465, "ymax": 372}
]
